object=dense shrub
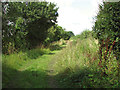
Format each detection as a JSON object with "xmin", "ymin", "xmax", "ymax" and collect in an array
[{"xmin": 93, "ymin": 2, "xmax": 120, "ymax": 76}]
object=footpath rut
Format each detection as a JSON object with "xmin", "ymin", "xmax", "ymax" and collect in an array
[
  {"xmin": 47, "ymin": 42, "xmax": 71, "ymax": 88},
  {"xmin": 47, "ymin": 55, "xmax": 59, "ymax": 88}
]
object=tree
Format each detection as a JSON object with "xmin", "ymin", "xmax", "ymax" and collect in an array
[
  {"xmin": 2, "ymin": 2, "xmax": 26, "ymax": 53},
  {"xmin": 22, "ymin": 2, "xmax": 59, "ymax": 47},
  {"xmin": 2, "ymin": 1, "xmax": 59, "ymax": 53}
]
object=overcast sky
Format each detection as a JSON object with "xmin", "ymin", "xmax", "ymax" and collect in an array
[{"xmin": 47, "ymin": 0, "xmax": 103, "ymax": 35}]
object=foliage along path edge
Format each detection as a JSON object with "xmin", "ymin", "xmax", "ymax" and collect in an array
[{"xmin": 6, "ymin": 45, "xmax": 66, "ymax": 88}]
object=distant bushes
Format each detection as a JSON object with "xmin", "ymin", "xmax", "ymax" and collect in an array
[
  {"xmin": 79, "ymin": 30, "xmax": 92, "ymax": 39},
  {"xmin": 70, "ymin": 30, "xmax": 93, "ymax": 41},
  {"xmin": 43, "ymin": 24, "xmax": 74, "ymax": 46}
]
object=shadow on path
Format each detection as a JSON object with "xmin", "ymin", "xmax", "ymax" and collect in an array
[{"xmin": 3, "ymin": 64, "xmax": 48, "ymax": 88}]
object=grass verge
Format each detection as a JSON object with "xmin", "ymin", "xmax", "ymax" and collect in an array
[{"xmin": 2, "ymin": 47, "xmax": 60, "ymax": 88}]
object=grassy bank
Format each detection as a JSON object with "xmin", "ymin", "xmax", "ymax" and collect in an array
[{"xmin": 53, "ymin": 35, "xmax": 119, "ymax": 88}]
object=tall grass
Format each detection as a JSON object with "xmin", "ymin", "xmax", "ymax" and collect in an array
[
  {"xmin": 2, "ymin": 32, "xmax": 119, "ymax": 88},
  {"xmin": 53, "ymin": 35, "xmax": 119, "ymax": 88}
]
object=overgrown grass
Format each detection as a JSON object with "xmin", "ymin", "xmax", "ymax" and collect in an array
[
  {"xmin": 2, "ymin": 48, "xmax": 54, "ymax": 88},
  {"xmin": 2, "ymin": 34, "xmax": 119, "ymax": 88},
  {"xmin": 53, "ymin": 35, "xmax": 119, "ymax": 88}
]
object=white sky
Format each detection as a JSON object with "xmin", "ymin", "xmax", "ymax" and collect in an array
[{"xmin": 47, "ymin": 0, "xmax": 103, "ymax": 35}]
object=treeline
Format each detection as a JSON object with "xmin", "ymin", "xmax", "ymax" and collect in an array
[{"xmin": 2, "ymin": 2, "xmax": 74, "ymax": 54}]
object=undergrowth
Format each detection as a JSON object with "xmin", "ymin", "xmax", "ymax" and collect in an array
[{"xmin": 53, "ymin": 35, "xmax": 119, "ymax": 88}]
